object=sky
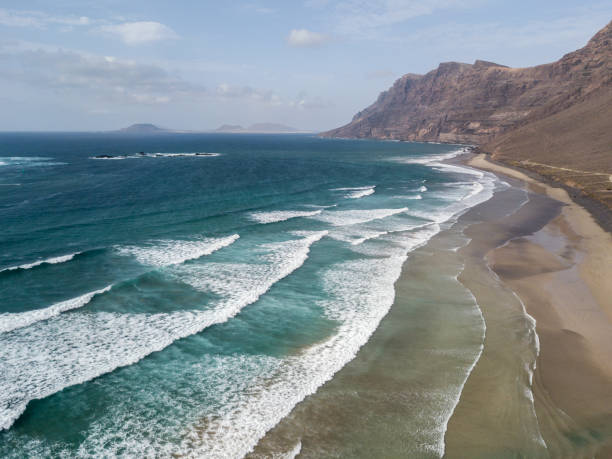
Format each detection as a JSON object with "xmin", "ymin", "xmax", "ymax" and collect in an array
[{"xmin": 0, "ymin": 1, "xmax": 610, "ymax": 132}]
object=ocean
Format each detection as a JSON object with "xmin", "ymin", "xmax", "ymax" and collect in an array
[{"xmin": 0, "ymin": 133, "xmax": 502, "ymax": 457}]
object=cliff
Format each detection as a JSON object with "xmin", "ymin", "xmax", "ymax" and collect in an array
[
  {"xmin": 322, "ymin": 20, "xmax": 612, "ymax": 210},
  {"xmin": 322, "ymin": 21, "xmax": 611, "ymax": 144}
]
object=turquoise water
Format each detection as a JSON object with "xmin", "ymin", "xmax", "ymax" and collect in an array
[{"xmin": 0, "ymin": 133, "xmax": 499, "ymax": 457}]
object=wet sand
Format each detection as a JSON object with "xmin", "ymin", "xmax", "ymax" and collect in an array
[
  {"xmin": 246, "ymin": 155, "xmax": 612, "ymax": 458},
  {"xmin": 465, "ymin": 154, "xmax": 612, "ymax": 457}
]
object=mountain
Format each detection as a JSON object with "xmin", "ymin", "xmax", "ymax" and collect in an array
[
  {"xmin": 247, "ymin": 123, "xmax": 301, "ymax": 133},
  {"xmin": 215, "ymin": 124, "xmax": 245, "ymax": 132},
  {"xmin": 216, "ymin": 123, "xmax": 304, "ymax": 133},
  {"xmin": 322, "ymin": 20, "xmax": 612, "ymax": 210},
  {"xmin": 117, "ymin": 124, "xmax": 170, "ymax": 133}
]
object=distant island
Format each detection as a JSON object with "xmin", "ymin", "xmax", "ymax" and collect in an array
[
  {"xmin": 116, "ymin": 123, "xmax": 173, "ymax": 134},
  {"xmin": 113, "ymin": 123, "xmax": 308, "ymax": 134},
  {"xmin": 215, "ymin": 123, "xmax": 306, "ymax": 133}
]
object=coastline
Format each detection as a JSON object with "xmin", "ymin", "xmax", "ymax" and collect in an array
[
  {"xmin": 469, "ymin": 150, "xmax": 612, "ymax": 233},
  {"xmin": 461, "ymin": 154, "xmax": 612, "ymax": 455},
  {"xmin": 246, "ymin": 151, "xmax": 612, "ymax": 457}
]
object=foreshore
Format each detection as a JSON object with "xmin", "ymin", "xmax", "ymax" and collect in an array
[
  {"xmin": 460, "ymin": 154, "xmax": 612, "ymax": 456},
  {"xmin": 247, "ymin": 152, "xmax": 612, "ymax": 457}
]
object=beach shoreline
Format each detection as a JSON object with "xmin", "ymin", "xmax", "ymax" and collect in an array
[
  {"xmin": 460, "ymin": 154, "xmax": 612, "ymax": 456},
  {"xmin": 469, "ymin": 149, "xmax": 612, "ymax": 233},
  {"xmin": 246, "ymin": 152, "xmax": 612, "ymax": 458}
]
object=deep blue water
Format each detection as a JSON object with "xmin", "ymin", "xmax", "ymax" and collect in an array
[{"xmin": 0, "ymin": 133, "xmax": 496, "ymax": 457}]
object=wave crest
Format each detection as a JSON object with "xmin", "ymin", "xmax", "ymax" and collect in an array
[{"xmin": 116, "ymin": 235, "xmax": 239, "ymax": 267}]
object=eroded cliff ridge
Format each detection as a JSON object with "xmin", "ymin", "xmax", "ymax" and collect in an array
[
  {"xmin": 322, "ymin": 21, "xmax": 611, "ymax": 145},
  {"xmin": 322, "ymin": 20, "xmax": 612, "ymax": 212}
]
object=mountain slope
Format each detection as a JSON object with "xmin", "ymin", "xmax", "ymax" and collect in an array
[
  {"xmin": 485, "ymin": 84, "xmax": 612, "ymax": 209},
  {"xmin": 322, "ymin": 21, "xmax": 611, "ymax": 145},
  {"xmin": 322, "ymin": 20, "xmax": 612, "ymax": 210}
]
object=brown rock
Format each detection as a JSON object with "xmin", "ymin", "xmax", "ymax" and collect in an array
[
  {"xmin": 321, "ymin": 20, "xmax": 612, "ymax": 211},
  {"xmin": 322, "ymin": 20, "xmax": 611, "ymax": 145}
]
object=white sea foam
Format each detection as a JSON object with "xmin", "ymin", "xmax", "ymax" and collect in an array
[
  {"xmin": 0, "ymin": 252, "xmax": 81, "ymax": 273},
  {"xmin": 116, "ymin": 235, "xmax": 239, "ymax": 267},
  {"xmin": 0, "ymin": 157, "xmax": 66, "ymax": 167},
  {"xmin": 389, "ymin": 148, "xmax": 485, "ymax": 187},
  {"xmin": 176, "ymin": 231, "xmax": 327, "ymax": 303},
  {"xmin": 181, "ymin": 225, "xmax": 489, "ymax": 459},
  {"xmin": 0, "ymin": 147, "xmax": 503, "ymax": 453},
  {"xmin": 332, "ymin": 186, "xmax": 376, "ymax": 199},
  {"xmin": 150, "ymin": 152, "xmax": 221, "ymax": 157},
  {"xmin": 347, "ymin": 188, "xmax": 375, "ymax": 199},
  {"xmin": 332, "ymin": 228, "xmax": 390, "ymax": 245},
  {"xmin": 280, "ymin": 441, "xmax": 302, "ymax": 459},
  {"xmin": 0, "ymin": 232, "xmax": 325, "ymax": 432},
  {"xmin": 177, "ymin": 226, "xmax": 442, "ymax": 458},
  {"xmin": 311, "ymin": 207, "xmax": 408, "ymax": 226},
  {"xmin": 462, "ymin": 182, "xmax": 484, "ymax": 201},
  {"xmin": 420, "ymin": 185, "xmax": 428, "ymax": 192},
  {"xmin": 389, "ymin": 148, "xmax": 468, "ymax": 165},
  {"xmin": 328, "ymin": 217, "xmax": 433, "ymax": 246},
  {"xmin": 437, "ymin": 285, "xmax": 486, "ymax": 457},
  {"xmin": 172, "ymin": 159, "xmax": 494, "ymax": 458},
  {"xmin": 433, "ymin": 162, "xmax": 484, "ymax": 178},
  {"xmin": 491, "ymin": 263, "xmax": 545, "ymax": 446},
  {"xmin": 249, "ymin": 210, "xmax": 322, "ymax": 224},
  {"xmin": 91, "ymin": 152, "xmax": 221, "ymax": 160},
  {"xmin": 0, "ymin": 286, "xmax": 112, "ymax": 334},
  {"xmin": 409, "ymin": 175, "xmax": 496, "ymax": 228}
]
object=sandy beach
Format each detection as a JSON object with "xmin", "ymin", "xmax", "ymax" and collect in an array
[
  {"xmin": 465, "ymin": 154, "xmax": 612, "ymax": 456},
  {"xmin": 246, "ymin": 153, "xmax": 612, "ymax": 458}
]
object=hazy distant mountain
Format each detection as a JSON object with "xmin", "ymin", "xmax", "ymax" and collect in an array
[
  {"xmin": 215, "ymin": 123, "xmax": 305, "ymax": 133},
  {"xmin": 248, "ymin": 123, "xmax": 301, "ymax": 133},
  {"xmin": 117, "ymin": 124, "xmax": 171, "ymax": 133},
  {"xmin": 215, "ymin": 124, "xmax": 245, "ymax": 132}
]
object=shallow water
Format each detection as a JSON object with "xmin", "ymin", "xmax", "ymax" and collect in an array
[{"xmin": 1, "ymin": 133, "xmax": 503, "ymax": 457}]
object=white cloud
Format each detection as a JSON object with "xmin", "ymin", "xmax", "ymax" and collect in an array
[
  {"xmin": 389, "ymin": 14, "xmax": 611, "ymax": 60},
  {"xmin": 99, "ymin": 21, "xmax": 178, "ymax": 45},
  {"xmin": 305, "ymin": 0, "xmax": 478, "ymax": 37},
  {"xmin": 215, "ymin": 84, "xmax": 333, "ymax": 110},
  {"xmin": 287, "ymin": 29, "xmax": 329, "ymax": 47},
  {"xmin": 0, "ymin": 8, "xmax": 90, "ymax": 28},
  {"xmin": 291, "ymin": 96, "xmax": 333, "ymax": 109},
  {"xmin": 0, "ymin": 43, "xmax": 204, "ymax": 105},
  {"xmin": 216, "ymin": 83, "xmax": 282, "ymax": 105},
  {"xmin": 0, "ymin": 41, "xmax": 319, "ymax": 112}
]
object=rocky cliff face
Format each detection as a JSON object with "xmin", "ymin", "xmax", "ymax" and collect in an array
[{"xmin": 321, "ymin": 21, "xmax": 612, "ymax": 146}]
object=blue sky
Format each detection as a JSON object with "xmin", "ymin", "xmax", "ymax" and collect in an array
[{"xmin": 0, "ymin": 1, "xmax": 610, "ymax": 131}]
